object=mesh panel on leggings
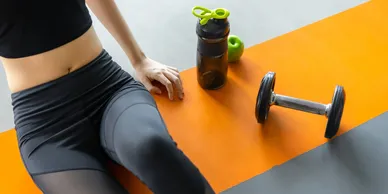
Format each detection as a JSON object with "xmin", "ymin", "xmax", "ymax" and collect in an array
[{"xmin": 32, "ymin": 169, "xmax": 129, "ymax": 194}]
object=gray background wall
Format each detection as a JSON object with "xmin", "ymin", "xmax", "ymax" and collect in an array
[{"xmin": 0, "ymin": 0, "xmax": 367, "ymax": 132}]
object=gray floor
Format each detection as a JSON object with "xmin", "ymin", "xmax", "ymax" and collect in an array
[
  {"xmin": 222, "ymin": 111, "xmax": 388, "ymax": 194},
  {"xmin": 0, "ymin": 0, "xmax": 367, "ymax": 131}
]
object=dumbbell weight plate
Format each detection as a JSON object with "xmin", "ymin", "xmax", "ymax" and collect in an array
[
  {"xmin": 325, "ymin": 85, "xmax": 346, "ymax": 138},
  {"xmin": 255, "ymin": 72, "xmax": 276, "ymax": 123}
]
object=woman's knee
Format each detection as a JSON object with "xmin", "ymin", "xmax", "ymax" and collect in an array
[
  {"xmin": 114, "ymin": 132, "xmax": 175, "ymax": 164},
  {"xmin": 114, "ymin": 132, "xmax": 213, "ymax": 194},
  {"xmin": 108, "ymin": 97, "xmax": 175, "ymax": 160}
]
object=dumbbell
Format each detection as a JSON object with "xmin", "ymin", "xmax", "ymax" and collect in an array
[{"xmin": 255, "ymin": 71, "xmax": 346, "ymax": 139}]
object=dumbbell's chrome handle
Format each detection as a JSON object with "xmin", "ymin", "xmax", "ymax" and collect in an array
[{"xmin": 271, "ymin": 92, "xmax": 331, "ymax": 117}]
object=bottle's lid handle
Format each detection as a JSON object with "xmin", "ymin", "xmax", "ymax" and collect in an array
[{"xmin": 192, "ymin": 6, "xmax": 230, "ymax": 25}]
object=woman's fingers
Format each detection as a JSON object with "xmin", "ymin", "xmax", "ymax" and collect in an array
[
  {"xmin": 167, "ymin": 66, "xmax": 179, "ymax": 73},
  {"xmin": 141, "ymin": 77, "xmax": 162, "ymax": 94},
  {"xmin": 168, "ymin": 68, "xmax": 179, "ymax": 77},
  {"xmin": 167, "ymin": 69, "xmax": 184, "ymax": 89},
  {"xmin": 164, "ymin": 70, "xmax": 184, "ymax": 100},
  {"xmin": 168, "ymin": 68, "xmax": 184, "ymax": 89},
  {"xmin": 155, "ymin": 73, "xmax": 174, "ymax": 100},
  {"xmin": 150, "ymin": 65, "xmax": 184, "ymax": 100}
]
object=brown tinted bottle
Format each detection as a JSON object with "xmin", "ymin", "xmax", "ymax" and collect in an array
[{"xmin": 196, "ymin": 17, "xmax": 230, "ymax": 90}]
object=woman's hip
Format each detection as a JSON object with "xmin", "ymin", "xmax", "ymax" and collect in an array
[{"xmin": 11, "ymin": 49, "xmax": 145, "ymax": 153}]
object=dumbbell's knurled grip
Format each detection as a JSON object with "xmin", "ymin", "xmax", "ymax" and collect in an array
[{"xmin": 273, "ymin": 93, "xmax": 328, "ymax": 115}]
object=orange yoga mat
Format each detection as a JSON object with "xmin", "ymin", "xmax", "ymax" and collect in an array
[{"xmin": 1, "ymin": 1, "xmax": 388, "ymax": 193}]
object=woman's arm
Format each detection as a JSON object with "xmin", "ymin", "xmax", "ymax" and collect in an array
[
  {"xmin": 85, "ymin": 0, "xmax": 184, "ymax": 100},
  {"xmin": 86, "ymin": 0, "xmax": 145, "ymax": 67}
]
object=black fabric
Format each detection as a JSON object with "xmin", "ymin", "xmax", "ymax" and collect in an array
[
  {"xmin": 101, "ymin": 89, "xmax": 214, "ymax": 194},
  {"xmin": 12, "ymin": 50, "xmax": 130, "ymax": 175},
  {"xmin": 0, "ymin": 0, "xmax": 92, "ymax": 58},
  {"xmin": 11, "ymin": 49, "xmax": 215, "ymax": 193},
  {"xmin": 33, "ymin": 170, "xmax": 129, "ymax": 194}
]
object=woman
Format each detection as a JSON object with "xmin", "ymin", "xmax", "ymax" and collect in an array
[{"xmin": 0, "ymin": 0, "xmax": 215, "ymax": 193}]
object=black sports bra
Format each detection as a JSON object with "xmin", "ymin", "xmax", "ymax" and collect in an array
[{"xmin": 0, "ymin": 0, "xmax": 93, "ymax": 58}]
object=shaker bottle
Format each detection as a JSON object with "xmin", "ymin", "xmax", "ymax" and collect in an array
[{"xmin": 192, "ymin": 6, "xmax": 230, "ymax": 90}]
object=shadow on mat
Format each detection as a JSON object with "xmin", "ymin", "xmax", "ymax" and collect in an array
[{"xmin": 327, "ymin": 130, "xmax": 373, "ymax": 192}]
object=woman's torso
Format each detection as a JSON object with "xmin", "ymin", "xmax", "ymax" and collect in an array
[
  {"xmin": 0, "ymin": 0, "xmax": 102, "ymax": 93},
  {"xmin": 1, "ymin": 28, "xmax": 103, "ymax": 93}
]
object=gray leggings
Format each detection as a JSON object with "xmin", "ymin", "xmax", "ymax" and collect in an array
[{"xmin": 12, "ymin": 50, "xmax": 214, "ymax": 194}]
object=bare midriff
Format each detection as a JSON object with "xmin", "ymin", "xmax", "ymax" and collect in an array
[{"xmin": 0, "ymin": 26, "xmax": 103, "ymax": 93}]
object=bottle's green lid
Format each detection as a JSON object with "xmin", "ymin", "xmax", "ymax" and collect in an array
[{"xmin": 192, "ymin": 6, "xmax": 230, "ymax": 25}]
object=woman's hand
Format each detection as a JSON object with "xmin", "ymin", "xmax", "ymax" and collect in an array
[
  {"xmin": 134, "ymin": 58, "xmax": 184, "ymax": 100},
  {"xmin": 86, "ymin": 0, "xmax": 184, "ymax": 99}
]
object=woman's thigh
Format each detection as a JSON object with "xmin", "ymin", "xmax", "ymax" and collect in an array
[
  {"xmin": 20, "ymin": 126, "xmax": 130, "ymax": 194},
  {"xmin": 100, "ymin": 85, "xmax": 215, "ymax": 194}
]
